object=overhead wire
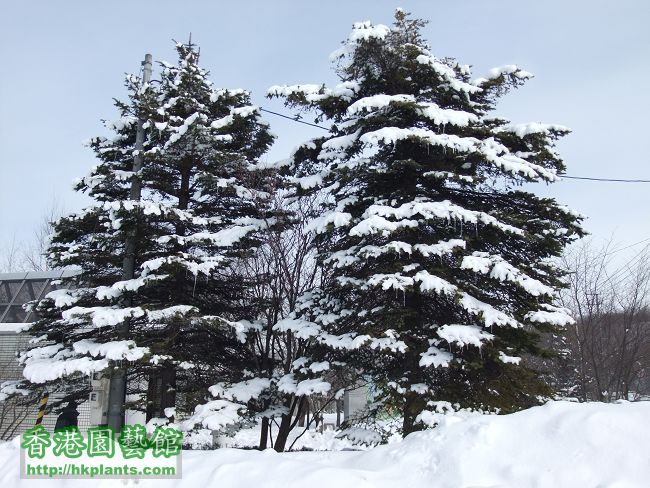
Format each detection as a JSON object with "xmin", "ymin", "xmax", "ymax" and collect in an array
[{"xmin": 260, "ymin": 108, "xmax": 650, "ymax": 183}]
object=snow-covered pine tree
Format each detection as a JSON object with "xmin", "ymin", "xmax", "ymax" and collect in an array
[
  {"xmin": 19, "ymin": 42, "xmax": 274, "ymax": 424},
  {"xmin": 269, "ymin": 10, "xmax": 584, "ymax": 435}
]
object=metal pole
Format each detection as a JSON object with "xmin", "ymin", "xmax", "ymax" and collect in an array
[{"xmin": 106, "ymin": 54, "xmax": 152, "ymax": 432}]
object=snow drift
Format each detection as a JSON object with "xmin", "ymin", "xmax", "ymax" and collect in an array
[{"xmin": 1, "ymin": 401, "xmax": 648, "ymax": 487}]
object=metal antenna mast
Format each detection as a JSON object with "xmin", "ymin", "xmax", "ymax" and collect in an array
[{"xmin": 106, "ymin": 53, "xmax": 153, "ymax": 432}]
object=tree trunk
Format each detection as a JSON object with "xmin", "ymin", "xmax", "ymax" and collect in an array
[
  {"xmin": 259, "ymin": 417, "xmax": 269, "ymax": 450},
  {"xmin": 145, "ymin": 162, "xmax": 189, "ymax": 421},
  {"xmin": 298, "ymin": 399, "xmax": 308, "ymax": 427},
  {"xmin": 402, "ymin": 292, "xmax": 426, "ymax": 437},
  {"xmin": 145, "ymin": 372, "xmax": 160, "ymax": 422},
  {"xmin": 336, "ymin": 399, "xmax": 342, "ymax": 427},
  {"xmin": 402, "ymin": 390, "xmax": 425, "ymax": 436},
  {"xmin": 160, "ymin": 366, "xmax": 176, "ymax": 418},
  {"xmin": 146, "ymin": 367, "xmax": 176, "ymax": 421},
  {"xmin": 273, "ymin": 413, "xmax": 293, "ymax": 452},
  {"xmin": 274, "ymin": 396, "xmax": 305, "ymax": 452}
]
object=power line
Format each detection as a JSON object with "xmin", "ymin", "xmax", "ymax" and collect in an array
[
  {"xmin": 561, "ymin": 176, "xmax": 650, "ymax": 183},
  {"xmin": 260, "ymin": 108, "xmax": 329, "ymax": 130},
  {"xmin": 260, "ymin": 108, "xmax": 649, "ymax": 183}
]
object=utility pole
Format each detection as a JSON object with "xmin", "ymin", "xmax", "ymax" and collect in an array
[{"xmin": 106, "ymin": 53, "xmax": 153, "ymax": 432}]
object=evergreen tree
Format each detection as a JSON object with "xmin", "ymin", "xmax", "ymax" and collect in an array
[
  {"xmin": 269, "ymin": 10, "xmax": 584, "ymax": 435},
  {"xmin": 19, "ymin": 42, "xmax": 274, "ymax": 423}
]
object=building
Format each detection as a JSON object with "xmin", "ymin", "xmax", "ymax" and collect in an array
[{"xmin": 0, "ymin": 270, "xmax": 108, "ymax": 439}]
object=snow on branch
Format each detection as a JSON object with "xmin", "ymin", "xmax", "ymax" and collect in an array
[
  {"xmin": 461, "ymin": 252, "xmax": 554, "ymax": 296},
  {"xmin": 268, "ymin": 81, "xmax": 360, "ymax": 103},
  {"xmin": 472, "ymin": 64, "xmax": 533, "ymax": 86},
  {"xmin": 459, "ymin": 294, "xmax": 520, "ymax": 328},
  {"xmin": 416, "ymin": 54, "xmax": 481, "ymax": 94},
  {"xmin": 356, "ymin": 199, "xmax": 524, "ymax": 236},
  {"xmin": 307, "ymin": 211, "xmax": 353, "ymax": 234},
  {"xmin": 274, "ymin": 317, "xmax": 321, "ymax": 340},
  {"xmin": 355, "ymin": 126, "xmax": 559, "ymax": 182},
  {"xmin": 140, "ymin": 255, "xmax": 226, "ymax": 278},
  {"xmin": 95, "ymin": 274, "xmax": 168, "ymax": 301},
  {"xmin": 180, "ymin": 399, "xmax": 245, "ymax": 432},
  {"xmin": 437, "ymin": 324, "xmax": 495, "ymax": 348},
  {"xmin": 360, "ymin": 127, "xmax": 479, "ymax": 152},
  {"xmin": 0, "ymin": 381, "xmax": 30, "ymax": 402},
  {"xmin": 209, "ymin": 378, "xmax": 272, "ymax": 403},
  {"xmin": 419, "ymin": 346, "xmax": 453, "ymax": 368},
  {"xmin": 62, "ymin": 306, "xmax": 145, "ymax": 327},
  {"xmin": 147, "ymin": 305, "xmax": 198, "ymax": 322},
  {"xmin": 525, "ymin": 304, "xmax": 575, "ymax": 327},
  {"xmin": 277, "ymin": 374, "xmax": 331, "ymax": 396},
  {"xmin": 72, "ymin": 339, "xmax": 148, "ymax": 361},
  {"xmin": 498, "ymin": 351, "xmax": 522, "ymax": 364},
  {"xmin": 22, "ymin": 355, "xmax": 108, "ymax": 384},
  {"xmin": 345, "ymin": 95, "xmax": 479, "ymax": 127},
  {"xmin": 347, "ymin": 94, "xmax": 415, "ymax": 115},
  {"xmin": 496, "ymin": 122, "xmax": 570, "ymax": 138}
]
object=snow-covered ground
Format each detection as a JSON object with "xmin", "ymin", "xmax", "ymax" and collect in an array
[{"xmin": 2, "ymin": 401, "xmax": 648, "ymax": 487}]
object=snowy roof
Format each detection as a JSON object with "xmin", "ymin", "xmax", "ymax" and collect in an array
[{"xmin": 0, "ymin": 269, "xmax": 79, "ymax": 325}]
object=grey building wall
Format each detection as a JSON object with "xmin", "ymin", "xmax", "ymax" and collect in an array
[{"xmin": 343, "ymin": 383, "xmax": 369, "ymax": 421}]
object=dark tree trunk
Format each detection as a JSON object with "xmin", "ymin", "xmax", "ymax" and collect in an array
[
  {"xmin": 160, "ymin": 366, "xmax": 176, "ymax": 418},
  {"xmin": 273, "ymin": 396, "xmax": 305, "ymax": 452},
  {"xmin": 259, "ymin": 417, "xmax": 269, "ymax": 450},
  {"xmin": 145, "ymin": 371, "xmax": 160, "ymax": 422},
  {"xmin": 273, "ymin": 413, "xmax": 293, "ymax": 452},
  {"xmin": 336, "ymin": 399, "xmax": 342, "ymax": 427},
  {"xmin": 402, "ymin": 292, "xmax": 427, "ymax": 437},
  {"xmin": 402, "ymin": 389, "xmax": 426, "ymax": 436},
  {"xmin": 145, "ymin": 367, "xmax": 176, "ymax": 421},
  {"xmin": 145, "ymin": 162, "xmax": 189, "ymax": 421},
  {"xmin": 298, "ymin": 399, "xmax": 308, "ymax": 427}
]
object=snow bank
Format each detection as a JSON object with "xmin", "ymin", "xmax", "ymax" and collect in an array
[{"xmin": 1, "ymin": 401, "xmax": 648, "ymax": 487}]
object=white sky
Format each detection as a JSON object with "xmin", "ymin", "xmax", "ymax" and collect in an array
[{"xmin": 1, "ymin": 0, "xmax": 649, "ymax": 267}]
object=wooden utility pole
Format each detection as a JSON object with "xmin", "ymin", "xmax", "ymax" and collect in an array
[{"xmin": 106, "ymin": 53, "xmax": 153, "ymax": 432}]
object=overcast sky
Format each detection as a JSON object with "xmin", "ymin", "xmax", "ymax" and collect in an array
[{"xmin": 1, "ymin": 0, "xmax": 648, "ymax": 268}]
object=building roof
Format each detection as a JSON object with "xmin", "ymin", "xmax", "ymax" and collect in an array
[{"xmin": 0, "ymin": 269, "xmax": 80, "ymax": 324}]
